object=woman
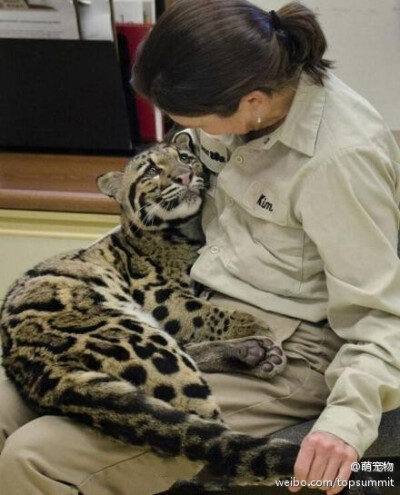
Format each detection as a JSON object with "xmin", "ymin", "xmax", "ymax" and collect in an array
[
  {"xmin": 0, "ymin": 1, "xmax": 399, "ymax": 494},
  {"xmin": 132, "ymin": 0, "xmax": 400, "ymax": 492}
]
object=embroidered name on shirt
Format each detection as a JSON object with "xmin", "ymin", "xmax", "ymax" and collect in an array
[
  {"xmin": 200, "ymin": 145, "xmax": 226, "ymax": 163},
  {"xmin": 257, "ymin": 194, "xmax": 274, "ymax": 212}
]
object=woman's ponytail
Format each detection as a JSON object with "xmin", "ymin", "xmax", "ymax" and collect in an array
[{"xmin": 277, "ymin": 2, "xmax": 333, "ymax": 85}]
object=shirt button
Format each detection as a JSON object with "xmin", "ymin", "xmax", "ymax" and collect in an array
[
  {"xmin": 210, "ymin": 246, "xmax": 220, "ymax": 254},
  {"xmin": 234, "ymin": 155, "xmax": 244, "ymax": 164},
  {"xmin": 227, "ymin": 198, "xmax": 234, "ymax": 206}
]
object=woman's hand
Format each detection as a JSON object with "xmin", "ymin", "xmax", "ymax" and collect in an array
[{"xmin": 288, "ymin": 431, "xmax": 358, "ymax": 495}]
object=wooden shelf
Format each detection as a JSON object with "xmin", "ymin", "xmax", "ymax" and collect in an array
[{"xmin": 0, "ymin": 152, "xmax": 129, "ymax": 214}]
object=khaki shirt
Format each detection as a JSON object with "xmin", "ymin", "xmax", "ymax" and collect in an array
[{"xmin": 175, "ymin": 72, "xmax": 400, "ymax": 457}]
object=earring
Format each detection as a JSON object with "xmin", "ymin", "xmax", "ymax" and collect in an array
[{"xmin": 256, "ymin": 116, "xmax": 262, "ymax": 128}]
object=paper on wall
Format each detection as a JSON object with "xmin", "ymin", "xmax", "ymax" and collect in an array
[{"xmin": 0, "ymin": 0, "xmax": 80, "ymax": 39}]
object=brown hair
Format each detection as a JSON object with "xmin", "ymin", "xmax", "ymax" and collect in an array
[{"xmin": 132, "ymin": 0, "xmax": 333, "ymax": 117}]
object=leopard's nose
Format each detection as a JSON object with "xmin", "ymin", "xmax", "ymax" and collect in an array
[{"xmin": 175, "ymin": 171, "xmax": 193, "ymax": 186}]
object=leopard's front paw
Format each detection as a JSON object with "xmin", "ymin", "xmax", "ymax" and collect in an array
[{"xmin": 226, "ymin": 336, "xmax": 287, "ymax": 379}]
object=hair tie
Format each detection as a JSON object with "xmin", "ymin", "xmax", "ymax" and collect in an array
[{"xmin": 269, "ymin": 10, "xmax": 283, "ymax": 32}]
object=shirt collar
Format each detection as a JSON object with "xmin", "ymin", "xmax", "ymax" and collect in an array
[
  {"xmin": 243, "ymin": 72, "xmax": 326, "ymax": 157},
  {"xmin": 275, "ymin": 72, "xmax": 326, "ymax": 157},
  {"xmin": 196, "ymin": 72, "xmax": 326, "ymax": 167}
]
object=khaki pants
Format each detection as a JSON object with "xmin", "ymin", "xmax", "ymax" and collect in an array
[{"xmin": 0, "ymin": 295, "xmax": 343, "ymax": 495}]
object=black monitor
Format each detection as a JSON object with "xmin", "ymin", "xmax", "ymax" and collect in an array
[{"xmin": 0, "ymin": 39, "xmax": 134, "ymax": 154}]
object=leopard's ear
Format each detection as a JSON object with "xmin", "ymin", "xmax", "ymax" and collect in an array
[
  {"xmin": 172, "ymin": 132, "xmax": 195, "ymax": 153},
  {"xmin": 97, "ymin": 172, "xmax": 124, "ymax": 202}
]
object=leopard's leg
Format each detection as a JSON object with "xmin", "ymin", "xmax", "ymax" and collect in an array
[
  {"xmin": 143, "ymin": 286, "xmax": 280, "ymax": 344},
  {"xmin": 141, "ymin": 288, "xmax": 286, "ymax": 378},
  {"xmin": 185, "ymin": 336, "xmax": 287, "ymax": 379}
]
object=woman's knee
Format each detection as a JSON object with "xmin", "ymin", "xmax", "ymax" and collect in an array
[
  {"xmin": 1, "ymin": 415, "xmax": 89, "ymax": 478},
  {"xmin": 0, "ymin": 420, "xmax": 47, "ymax": 490},
  {"xmin": 1, "ymin": 416, "xmax": 49, "ymax": 466},
  {"xmin": 0, "ymin": 417, "xmax": 85, "ymax": 495},
  {"xmin": 0, "ymin": 415, "xmax": 203, "ymax": 495},
  {"xmin": 0, "ymin": 379, "xmax": 38, "ymax": 453}
]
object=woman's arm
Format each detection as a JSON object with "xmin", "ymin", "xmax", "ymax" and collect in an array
[{"xmin": 297, "ymin": 145, "xmax": 400, "ymax": 457}]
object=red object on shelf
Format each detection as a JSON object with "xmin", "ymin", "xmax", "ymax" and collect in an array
[{"xmin": 116, "ymin": 23, "xmax": 158, "ymax": 142}]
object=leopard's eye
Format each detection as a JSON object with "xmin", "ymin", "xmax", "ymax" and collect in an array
[
  {"xmin": 145, "ymin": 164, "xmax": 160, "ymax": 177},
  {"xmin": 179, "ymin": 154, "xmax": 191, "ymax": 164}
]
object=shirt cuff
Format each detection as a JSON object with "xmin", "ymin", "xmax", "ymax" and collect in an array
[{"xmin": 310, "ymin": 405, "xmax": 380, "ymax": 458}]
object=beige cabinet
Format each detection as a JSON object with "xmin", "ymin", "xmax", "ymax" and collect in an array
[{"xmin": 0, "ymin": 209, "xmax": 119, "ymax": 302}]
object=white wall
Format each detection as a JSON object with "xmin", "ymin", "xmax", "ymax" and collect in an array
[{"xmin": 250, "ymin": 0, "xmax": 400, "ymax": 130}]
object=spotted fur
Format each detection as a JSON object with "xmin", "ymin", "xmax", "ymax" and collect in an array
[{"xmin": 0, "ymin": 137, "xmax": 375, "ymax": 492}]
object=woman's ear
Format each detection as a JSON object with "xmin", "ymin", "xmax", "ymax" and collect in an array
[{"xmin": 240, "ymin": 90, "xmax": 271, "ymax": 110}]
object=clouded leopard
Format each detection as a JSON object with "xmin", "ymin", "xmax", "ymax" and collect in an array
[{"xmin": 0, "ymin": 134, "xmax": 324, "ymax": 488}]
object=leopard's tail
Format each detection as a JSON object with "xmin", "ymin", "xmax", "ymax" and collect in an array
[
  {"xmin": 6, "ymin": 364, "xmax": 298, "ymax": 485},
  {"xmin": 5, "ymin": 366, "xmax": 381, "ymax": 493}
]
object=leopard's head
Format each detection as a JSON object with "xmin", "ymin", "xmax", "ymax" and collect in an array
[{"xmin": 97, "ymin": 133, "xmax": 207, "ymax": 231}]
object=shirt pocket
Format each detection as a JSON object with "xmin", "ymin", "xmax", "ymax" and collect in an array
[
  {"xmin": 236, "ymin": 181, "xmax": 305, "ymax": 295},
  {"xmin": 242, "ymin": 181, "xmax": 287, "ymax": 226}
]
